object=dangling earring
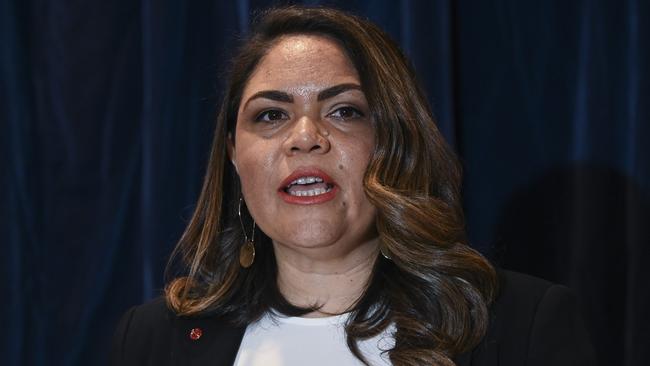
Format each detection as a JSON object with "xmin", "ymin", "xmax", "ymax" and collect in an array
[
  {"xmin": 238, "ymin": 197, "xmax": 256, "ymax": 268},
  {"xmin": 380, "ymin": 245, "xmax": 391, "ymax": 260}
]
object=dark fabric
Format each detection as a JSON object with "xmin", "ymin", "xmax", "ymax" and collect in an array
[
  {"xmin": 1, "ymin": 1, "xmax": 648, "ymax": 365},
  {"xmin": 108, "ymin": 270, "xmax": 596, "ymax": 366},
  {"xmin": 109, "ymin": 298, "xmax": 247, "ymax": 366}
]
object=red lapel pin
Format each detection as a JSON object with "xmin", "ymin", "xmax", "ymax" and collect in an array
[{"xmin": 189, "ymin": 327, "xmax": 203, "ymax": 341}]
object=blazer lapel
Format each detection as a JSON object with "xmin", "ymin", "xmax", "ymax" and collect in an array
[{"xmin": 172, "ymin": 313, "xmax": 246, "ymax": 366}]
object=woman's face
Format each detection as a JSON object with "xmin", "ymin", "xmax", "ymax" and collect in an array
[{"xmin": 229, "ymin": 34, "xmax": 378, "ymax": 259}]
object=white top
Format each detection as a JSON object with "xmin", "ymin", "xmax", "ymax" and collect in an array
[{"xmin": 233, "ymin": 311, "xmax": 395, "ymax": 366}]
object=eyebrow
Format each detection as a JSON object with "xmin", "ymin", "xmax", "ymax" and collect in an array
[
  {"xmin": 243, "ymin": 90, "xmax": 294, "ymax": 111},
  {"xmin": 317, "ymin": 83, "xmax": 362, "ymax": 101},
  {"xmin": 241, "ymin": 83, "xmax": 363, "ymax": 111}
]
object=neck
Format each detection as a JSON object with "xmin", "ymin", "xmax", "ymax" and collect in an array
[{"xmin": 273, "ymin": 238, "xmax": 380, "ymax": 317}]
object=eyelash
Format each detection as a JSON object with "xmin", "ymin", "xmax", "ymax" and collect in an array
[
  {"xmin": 329, "ymin": 106, "xmax": 364, "ymax": 120},
  {"xmin": 255, "ymin": 109, "xmax": 289, "ymax": 122},
  {"xmin": 254, "ymin": 106, "xmax": 365, "ymax": 123}
]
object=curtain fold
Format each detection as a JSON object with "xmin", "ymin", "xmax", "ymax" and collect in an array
[{"xmin": 2, "ymin": 1, "xmax": 648, "ymax": 365}]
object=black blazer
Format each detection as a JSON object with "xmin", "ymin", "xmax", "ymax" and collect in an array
[{"xmin": 110, "ymin": 270, "xmax": 596, "ymax": 365}]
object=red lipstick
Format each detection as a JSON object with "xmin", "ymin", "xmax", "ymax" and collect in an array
[{"xmin": 278, "ymin": 167, "xmax": 338, "ymax": 205}]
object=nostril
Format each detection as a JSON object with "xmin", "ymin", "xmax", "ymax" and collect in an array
[{"xmin": 285, "ymin": 128, "xmax": 330, "ymax": 154}]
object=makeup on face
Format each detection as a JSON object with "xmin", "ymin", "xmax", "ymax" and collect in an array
[
  {"xmin": 232, "ymin": 34, "xmax": 377, "ymax": 252},
  {"xmin": 242, "ymin": 83, "xmax": 363, "ymax": 111},
  {"xmin": 278, "ymin": 166, "xmax": 339, "ymax": 205}
]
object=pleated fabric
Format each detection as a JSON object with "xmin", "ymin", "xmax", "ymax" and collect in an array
[{"xmin": 1, "ymin": 1, "xmax": 648, "ymax": 365}]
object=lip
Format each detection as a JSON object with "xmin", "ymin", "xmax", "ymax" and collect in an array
[{"xmin": 278, "ymin": 167, "xmax": 338, "ymax": 205}]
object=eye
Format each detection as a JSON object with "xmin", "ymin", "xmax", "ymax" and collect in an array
[
  {"xmin": 256, "ymin": 109, "xmax": 289, "ymax": 123},
  {"xmin": 328, "ymin": 106, "xmax": 364, "ymax": 121}
]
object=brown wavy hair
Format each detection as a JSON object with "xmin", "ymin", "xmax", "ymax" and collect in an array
[{"xmin": 165, "ymin": 6, "xmax": 497, "ymax": 366}]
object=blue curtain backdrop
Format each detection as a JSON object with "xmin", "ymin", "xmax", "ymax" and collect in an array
[{"xmin": 2, "ymin": 0, "xmax": 648, "ymax": 365}]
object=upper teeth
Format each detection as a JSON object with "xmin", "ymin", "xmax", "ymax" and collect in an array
[{"xmin": 288, "ymin": 176, "xmax": 323, "ymax": 186}]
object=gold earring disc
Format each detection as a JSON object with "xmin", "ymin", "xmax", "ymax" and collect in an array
[{"xmin": 239, "ymin": 241, "xmax": 255, "ymax": 268}]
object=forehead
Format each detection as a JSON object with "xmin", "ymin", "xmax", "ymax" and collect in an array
[{"xmin": 242, "ymin": 34, "xmax": 360, "ymax": 97}]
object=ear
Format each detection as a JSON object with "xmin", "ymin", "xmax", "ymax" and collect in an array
[{"xmin": 226, "ymin": 132, "xmax": 238, "ymax": 173}]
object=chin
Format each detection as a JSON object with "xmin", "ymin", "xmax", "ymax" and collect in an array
[{"xmin": 275, "ymin": 220, "xmax": 345, "ymax": 249}]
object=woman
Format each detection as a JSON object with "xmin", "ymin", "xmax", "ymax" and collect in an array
[{"xmin": 110, "ymin": 6, "xmax": 595, "ymax": 366}]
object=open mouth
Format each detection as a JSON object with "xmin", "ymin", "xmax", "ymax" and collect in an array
[
  {"xmin": 278, "ymin": 168, "xmax": 338, "ymax": 204},
  {"xmin": 283, "ymin": 176, "xmax": 334, "ymax": 197}
]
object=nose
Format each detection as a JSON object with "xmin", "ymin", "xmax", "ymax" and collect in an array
[{"xmin": 282, "ymin": 116, "xmax": 330, "ymax": 155}]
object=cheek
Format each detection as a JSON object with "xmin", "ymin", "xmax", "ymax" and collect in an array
[
  {"xmin": 341, "ymin": 135, "xmax": 373, "ymax": 182},
  {"xmin": 338, "ymin": 137, "xmax": 375, "ymax": 209},
  {"xmin": 238, "ymin": 164, "xmax": 263, "ymax": 198},
  {"xmin": 237, "ymin": 158, "xmax": 277, "ymax": 234},
  {"xmin": 234, "ymin": 138, "xmax": 277, "ymax": 204}
]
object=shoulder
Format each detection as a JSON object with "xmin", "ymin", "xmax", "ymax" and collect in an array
[
  {"xmin": 492, "ymin": 269, "xmax": 557, "ymax": 317},
  {"xmin": 491, "ymin": 269, "xmax": 583, "ymax": 333},
  {"xmin": 109, "ymin": 297, "xmax": 247, "ymax": 366},
  {"xmin": 116, "ymin": 297, "xmax": 174, "ymax": 331},
  {"xmin": 469, "ymin": 269, "xmax": 596, "ymax": 366},
  {"xmin": 109, "ymin": 297, "xmax": 176, "ymax": 366}
]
